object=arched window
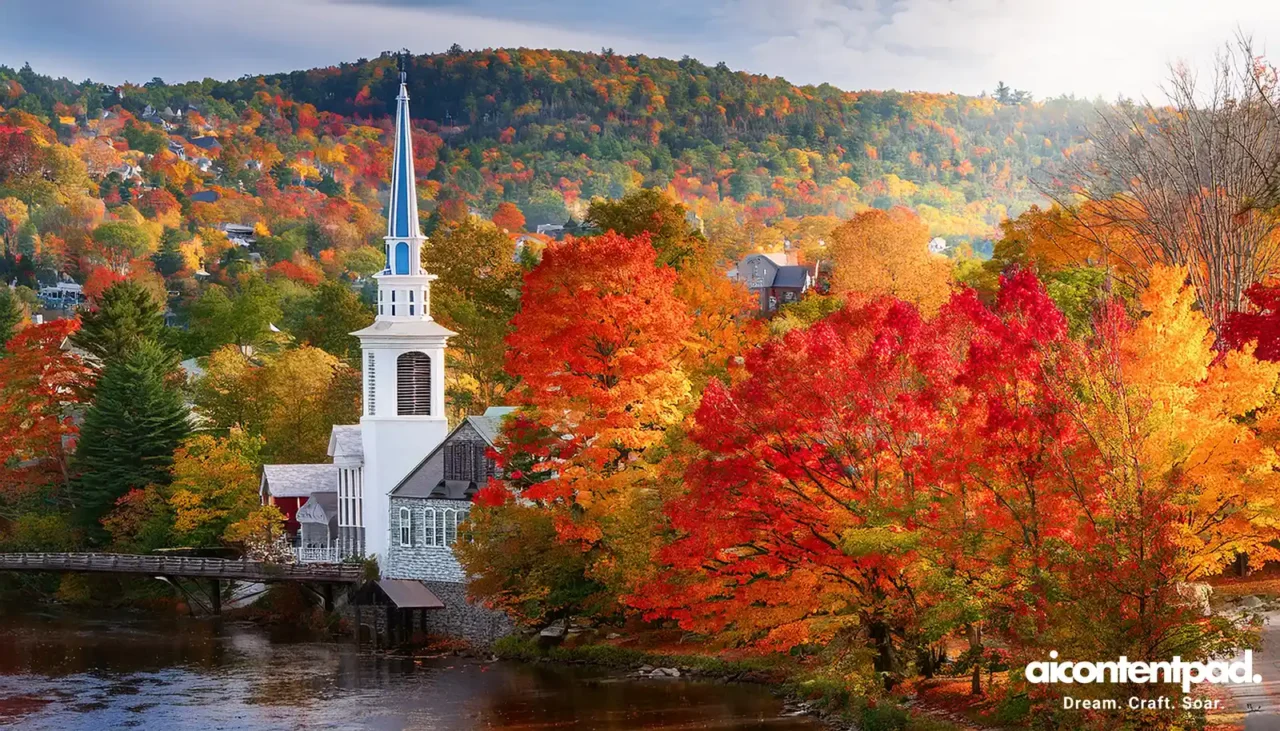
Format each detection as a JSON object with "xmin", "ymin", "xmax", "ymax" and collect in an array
[
  {"xmin": 397, "ymin": 352, "xmax": 431, "ymax": 415},
  {"xmin": 398, "ymin": 507, "xmax": 412, "ymax": 546},
  {"xmin": 394, "ymin": 242, "xmax": 409, "ymax": 275}
]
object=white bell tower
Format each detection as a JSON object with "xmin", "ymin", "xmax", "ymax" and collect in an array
[{"xmin": 351, "ymin": 67, "xmax": 454, "ymax": 564}]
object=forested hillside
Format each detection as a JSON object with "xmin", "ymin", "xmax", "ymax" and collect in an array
[{"xmin": 1, "ymin": 48, "xmax": 1099, "ymax": 247}]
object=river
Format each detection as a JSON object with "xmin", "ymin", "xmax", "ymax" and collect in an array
[{"xmin": 0, "ymin": 609, "xmax": 821, "ymax": 730}]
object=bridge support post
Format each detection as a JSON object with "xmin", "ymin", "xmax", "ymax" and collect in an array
[
  {"xmin": 323, "ymin": 584, "xmax": 334, "ymax": 612},
  {"xmin": 210, "ymin": 579, "xmax": 221, "ymax": 615}
]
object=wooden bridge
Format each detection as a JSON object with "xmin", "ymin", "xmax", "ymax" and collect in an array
[{"xmin": 0, "ymin": 552, "xmax": 363, "ymax": 614}]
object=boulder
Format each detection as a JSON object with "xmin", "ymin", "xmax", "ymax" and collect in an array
[{"xmin": 1174, "ymin": 582, "xmax": 1214, "ymax": 617}]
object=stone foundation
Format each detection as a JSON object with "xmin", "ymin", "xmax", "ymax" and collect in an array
[{"xmin": 420, "ymin": 581, "xmax": 513, "ymax": 646}]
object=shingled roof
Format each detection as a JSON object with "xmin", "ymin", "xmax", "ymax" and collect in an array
[
  {"xmin": 261, "ymin": 464, "xmax": 338, "ymax": 498},
  {"xmin": 328, "ymin": 424, "xmax": 363, "ymax": 462},
  {"xmin": 468, "ymin": 406, "xmax": 515, "ymax": 445},
  {"xmin": 772, "ymin": 265, "xmax": 812, "ymax": 289}
]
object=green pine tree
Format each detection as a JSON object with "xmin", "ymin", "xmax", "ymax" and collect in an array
[
  {"xmin": 73, "ymin": 339, "xmax": 190, "ymax": 538},
  {"xmin": 71, "ymin": 280, "xmax": 164, "ymax": 365},
  {"xmin": 0, "ymin": 286, "xmax": 26, "ymax": 348}
]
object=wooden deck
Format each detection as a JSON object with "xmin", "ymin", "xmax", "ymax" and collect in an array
[{"xmin": 0, "ymin": 552, "xmax": 363, "ymax": 584}]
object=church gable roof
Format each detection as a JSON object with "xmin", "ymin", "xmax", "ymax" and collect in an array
[
  {"xmin": 468, "ymin": 406, "xmax": 515, "ymax": 445},
  {"xmin": 389, "ymin": 407, "xmax": 514, "ymax": 499},
  {"xmin": 328, "ymin": 424, "xmax": 363, "ymax": 462},
  {"xmin": 772, "ymin": 265, "xmax": 812, "ymax": 289},
  {"xmin": 261, "ymin": 464, "xmax": 337, "ymax": 498}
]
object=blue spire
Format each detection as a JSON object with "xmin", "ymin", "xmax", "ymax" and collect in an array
[{"xmin": 386, "ymin": 70, "xmax": 420, "ymax": 243}]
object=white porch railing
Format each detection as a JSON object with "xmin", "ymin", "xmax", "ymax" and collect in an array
[{"xmin": 292, "ymin": 543, "xmax": 357, "ymax": 564}]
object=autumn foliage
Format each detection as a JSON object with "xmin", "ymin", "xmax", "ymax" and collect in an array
[
  {"xmin": 0, "ymin": 319, "xmax": 92, "ymax": 497},
  {"xmin": 460, "ymin": 230, "xmax": 1280, "ymax": 727},
  {"xmin": 622, "ymin": 266, "xmax": 1280, "ymax": 708},
  {"xmin": 827, "ymin": 207, "xmax": 953, "ymax": 315},
  {"xmin": 499, "ymin": 233, "xmax": 692, "ymax": 592}
]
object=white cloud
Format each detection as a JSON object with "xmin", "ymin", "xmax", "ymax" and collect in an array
[
  {"xmin": 725, "ymin": 0, "xmax": 1280, "ymax": 99},
  {"xmin": 5, "ymin": 0, "xmax": 1280, "ymax": 98}
]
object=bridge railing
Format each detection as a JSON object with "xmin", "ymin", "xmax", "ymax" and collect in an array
[{"xmin": 0, "ymin": 552, "xmax": 363, "ymax": 583}]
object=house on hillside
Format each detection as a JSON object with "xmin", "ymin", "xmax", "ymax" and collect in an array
[
  {"xmin": 732, "ymin": 252, "xmax": 816, "ymax": 313},
  {"xmin": 190, "ymin": 136, "xmax": 222, "ymax": 152},
  {"xmin": 221, "ymin": 223, "xmax": 256, "ymax": 247}
]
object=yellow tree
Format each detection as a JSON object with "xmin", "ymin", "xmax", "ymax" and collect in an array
[
  {"xmin": 827, "ymin": 207, "xmax": 953, "ymax": 315},
  {"xmin": 1043, "ymin": 265, "xmax": 1280, "ymax": 673},
  {"xmin": 422, "ymin": 217, "xmax": 523, "ymax": 418},
  {"xmin": 168, "ymin": 429, "xmax": 266, "ymax": 546},
  {"xmin": 1085, "ymin": 265, "xmax": 1280, "ymax": 578},
  {"xmin": 191, "ymin": 346, "xmax": 361, "ymax": 464},
  {"xmin": 257, "ymin": 347, "xmax": 361, "ymax": 463}
]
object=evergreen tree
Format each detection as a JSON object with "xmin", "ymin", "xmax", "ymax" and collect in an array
[
  {"xmin": 72, "ymin": 279, "xmax": 164, "ymax": 365},
  {"xmin": 73, "ymin": 340, "xmax": 190, "ymax": 538},
  {"xmin": 0, "ymin": 286, "xmax": 26, "ymax": 348},
  {"xmin": 152, "ymin": 229, "xmax": 189, "ymax": 278}
]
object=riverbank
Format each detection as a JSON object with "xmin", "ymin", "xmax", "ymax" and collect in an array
[{"xmin": 490, "ymin": 634, "xmax": 970, "ymax": 731}]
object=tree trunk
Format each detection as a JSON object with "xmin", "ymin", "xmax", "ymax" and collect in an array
[
  {"xmin": 869, "ymin": 620, "xmax": 898, "ymax": 690},
  {"xmin": 967, "ymin": 623, "xmax": 983, "ymax": 696}
]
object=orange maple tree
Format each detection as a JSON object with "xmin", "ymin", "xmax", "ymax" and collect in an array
[
  {"xmin": 500, "ymin": 232, "xmax": 692, "ymax": 593},
  {"xmin": 0, "ymin": 319, "xmax": 93, "ymax": 497}
]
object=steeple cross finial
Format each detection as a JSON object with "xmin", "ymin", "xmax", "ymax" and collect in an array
[{"xmin": 398, "ymin": 50, "xmax": 408, "ymax": 84}]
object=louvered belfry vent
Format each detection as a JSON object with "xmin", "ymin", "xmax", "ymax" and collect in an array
[
  {"xmin": 366, "ymin": 351, "xmax": 376, "ymax": 416},
  {"xmin": 397, "ymin": 351, "xmax": 431, "ymax": 415}
]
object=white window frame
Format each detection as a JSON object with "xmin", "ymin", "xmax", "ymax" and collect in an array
[
  {"xmin": 424, "ymin": 507, "xmax": 436, "ymax": 547},
  {"xmin": 442, "ymin": 508, "xmax": 458, "ymax": 546},
  {"xmin": 398, "ymin": 507, "xmax": 412, "ymax": 546}
]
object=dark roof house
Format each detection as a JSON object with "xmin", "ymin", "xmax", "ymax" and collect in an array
[
  {"xmin": 732, "ymin": 253, "xmax": 815, "ymax": 313},
  {"xmin": 190, "ymin": 136, "xmax": 222, "ymax": 151}
]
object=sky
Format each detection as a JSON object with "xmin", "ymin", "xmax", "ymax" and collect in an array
[{"xmin": 4, "ymin": 0, "xmax": 1280, "ymax": 100}]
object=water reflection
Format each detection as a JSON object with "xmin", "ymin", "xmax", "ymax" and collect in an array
[{"xmin": 0, "ymin": 610, "xmax": 819, "ymax": 730}]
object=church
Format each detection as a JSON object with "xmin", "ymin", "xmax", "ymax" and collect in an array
[{"xmin": 259, "ymin": 70, "xmax": 511, "ymax": 644}]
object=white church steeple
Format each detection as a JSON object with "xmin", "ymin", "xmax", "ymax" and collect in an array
[
  {"xmin": 347, "ymin": 61, "xmax": 455, "ymax": 565},
  {"xmin": 376, "ymin": 68, "xmax": 435, "ymax": 324}
]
